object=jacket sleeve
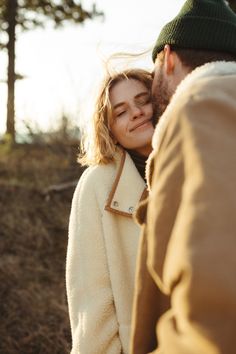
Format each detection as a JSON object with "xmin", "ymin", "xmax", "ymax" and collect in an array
[
  {"xmin": 66, "ymin": 169, "xmax": 122, "ymax": 354},
  {"xmin": 130, "ymin": 198, "xmax": 170, "ymax": 354},
  {"xmin": 147, "ymin": 93, "xmax": 236, "ymax": 354}
]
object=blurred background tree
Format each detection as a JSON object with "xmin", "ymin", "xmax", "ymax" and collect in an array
[{"xmin": 0, "ymin": 0, "xmax": 103, "ymax": 143}]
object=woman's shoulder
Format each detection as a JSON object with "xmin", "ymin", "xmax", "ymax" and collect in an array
[
  {"xmin": 80, "ymin": 161, "xmax": 115, "ymax": 184},
  {"xmin": 75, "ymin": 150, "xmax": 124, "ymax": 193}
]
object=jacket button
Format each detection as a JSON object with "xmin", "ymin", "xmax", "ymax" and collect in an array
[
  {"xmin": 113, "ymin": 201, "xmax": 119, "ymax": 207},
  {"xmin": 128, "ymin": 206, "xmax": 134, "ymax": 213}
]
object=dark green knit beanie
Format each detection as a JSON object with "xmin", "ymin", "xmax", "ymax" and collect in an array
[{"xmin": 152, "ymin": 0, "xmax": 236, "ymax": 62}]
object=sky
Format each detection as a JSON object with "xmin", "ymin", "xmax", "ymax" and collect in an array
[{"xmin": 0, "ymin": 0, "xmax": 185, "ymax": 136}]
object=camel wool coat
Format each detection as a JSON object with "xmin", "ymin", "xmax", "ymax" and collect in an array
[
  {"xmin": 130, "ymin": 61, "xmax": 236, "ymax": 354},
  {"xmin": 66, "ymin": 149, "xmax": 146, "ymax": 354}
]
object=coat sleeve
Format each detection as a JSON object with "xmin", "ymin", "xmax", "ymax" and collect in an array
[
  {"xmin": 66, "ymin": 169, "xmax": 122, "ymax": 354},
  {"xmin": 147, "ymin": 92, "xmax": 236, "ymax": 354},
  {"xmin": 130, "ymin": 198, "xmax": 170, "ymax": 354}
]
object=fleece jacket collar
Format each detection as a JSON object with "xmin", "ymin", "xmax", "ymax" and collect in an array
[
  {"xmin": 146, "ymin": 60, "xmax": 236, "ymax": 188},
  {"xmin": 152, "ymin": 61, "xmax": 236, "ymax": 151},
  {"xmin": 105, "ymin": 150, "xmax": 147, "ymax": 218}
]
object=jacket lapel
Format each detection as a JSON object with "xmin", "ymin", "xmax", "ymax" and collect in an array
[{"xmin": 105, "ymin": 150, "xmax": 147, "ymax": 218}]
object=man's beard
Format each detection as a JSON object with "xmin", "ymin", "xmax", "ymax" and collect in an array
[{"xmin": 152, "ymin": 69, "xmax": 173, "ymax": 127}]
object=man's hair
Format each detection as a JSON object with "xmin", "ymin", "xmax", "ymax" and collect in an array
[
  {"xmin": 78, "ymin": 68, "xmax": 153, "ymax": 166},
  {"xmin": 174, "ymin": 49, "xmax": 236, "ymax": 70},
  {"xmin": 167, "ymin": 49, "xmax": 236, "ymax": 71}
]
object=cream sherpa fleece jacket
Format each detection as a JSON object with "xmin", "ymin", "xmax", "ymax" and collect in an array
[{"xmin": 66, "ymin": 150, "xmax": 147, "ymax": 354}]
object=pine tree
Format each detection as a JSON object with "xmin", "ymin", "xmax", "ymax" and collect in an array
[{"xmin": 0, "ymin": 0, "xmax": 103, "ymax": 142}]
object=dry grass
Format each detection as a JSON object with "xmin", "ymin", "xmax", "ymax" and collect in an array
[{"xmin": 0, "ymin": 141, "xmax": 84, "ymax": 354}]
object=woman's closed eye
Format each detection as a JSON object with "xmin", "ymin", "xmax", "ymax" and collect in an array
[
  {"xmin": 116, "ymin": 110, "xmax": 126, "ymax": 117},
  {"xmin": 135, "ymin": 95, "xmax": 151, "ymax": 106}
]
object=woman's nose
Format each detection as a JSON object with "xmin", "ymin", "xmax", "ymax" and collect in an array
[{"xmin": 131, "ymin": 105, "xmax": 142, "ymax": 119}]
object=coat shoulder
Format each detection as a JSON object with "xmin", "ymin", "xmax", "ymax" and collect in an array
[{"xmin": 74, "ymin": 155, "xmax": 121, "ymax": 201}]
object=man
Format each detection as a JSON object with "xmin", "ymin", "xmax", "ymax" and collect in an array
[{"xmin": 130, "ymin": 0, "xmax": 236, "ymax": 353}]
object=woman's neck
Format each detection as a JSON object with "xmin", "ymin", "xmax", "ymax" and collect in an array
[{"xmin": 126, "ymin": 149, "xmax": 150, "ymax": 181}]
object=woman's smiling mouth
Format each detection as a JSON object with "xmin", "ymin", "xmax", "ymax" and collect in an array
[{"xmin": 129, "ymin": 119, "xmax": 152, "ymax": 132}]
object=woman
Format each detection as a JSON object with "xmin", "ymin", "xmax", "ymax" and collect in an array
[{"xmin": 66, "ymin": 68, "xmax": 154, "ymax": 354}]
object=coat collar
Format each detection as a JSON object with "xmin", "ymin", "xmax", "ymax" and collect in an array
[
  {"xmin": 105, "ymin": 150, "xmax": 147, "ymax": 218},
  {"xmin": 146, "ymin": 60, "xmax": 236, "ymax": 190}
]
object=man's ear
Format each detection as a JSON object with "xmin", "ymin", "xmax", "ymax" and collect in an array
[{"xmin": 163, "ymin": 44, "xmax": 175, "ymax": 75}]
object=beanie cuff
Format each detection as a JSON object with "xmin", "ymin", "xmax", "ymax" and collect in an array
[{"xmin": 152, "ymin": 16, "xmax": 236, "ymax": 62}]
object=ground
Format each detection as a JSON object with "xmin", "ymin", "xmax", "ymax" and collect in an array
[{"xmin": 0, "ymin": 140, "xmax": 85, "ymax": 354}]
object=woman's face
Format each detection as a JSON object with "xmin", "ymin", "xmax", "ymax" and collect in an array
[{"xmin": 109, "ymin": 78, "xmax": 154, "ymax": 157}]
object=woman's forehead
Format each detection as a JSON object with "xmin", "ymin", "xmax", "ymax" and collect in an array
[{"xmin": 110, "ymin": 79, "xmax": 148, "ymax": 105}]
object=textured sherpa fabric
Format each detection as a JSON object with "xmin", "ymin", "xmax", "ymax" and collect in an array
[
  {"xmin": 131, "ymin": 60, "xmax": 236, "ymax": 354},
  {"xmin": 66, "ymin": 150, "xmax": 146, "ymax": 354}
]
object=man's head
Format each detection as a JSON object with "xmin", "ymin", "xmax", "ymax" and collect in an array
[{"xmin": 152, "ymin": 0, "xmax": 236, "ymax": 121}]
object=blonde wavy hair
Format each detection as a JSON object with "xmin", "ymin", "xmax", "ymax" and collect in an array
[{"xmin": 79, "ymin": 68, "xmax": 153, "ymax": 166}]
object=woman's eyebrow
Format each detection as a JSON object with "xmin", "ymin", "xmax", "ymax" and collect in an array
[
  {"xmin": 113, "ymin": 102, "xmax": 126, "ymax": 110},
  {"xmin": 134, "ymin": 91, "xmax": 149, "ymax": 99},
  {"xmin": 113, "ymin": 91, "xmax": 149, "ymax": 110}
]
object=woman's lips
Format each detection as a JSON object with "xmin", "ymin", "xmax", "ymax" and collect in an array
[{"xmin": 130, "ymin": 119, "xmax": 152, "ymax": 132}]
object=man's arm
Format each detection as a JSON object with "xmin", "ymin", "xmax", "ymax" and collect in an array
[{"xmin": 130, "ymin": 198, "xmax": 170, "ymax": 354}]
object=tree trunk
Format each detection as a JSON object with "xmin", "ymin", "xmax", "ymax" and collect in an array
[{"xmin": 6, "ymin": 0, "xmax": 17, "ymax": 142}]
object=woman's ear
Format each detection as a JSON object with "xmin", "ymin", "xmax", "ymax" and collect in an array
[{"xmin": 163, "ymin": 44, "xmax": 175, "ymax": 75}]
